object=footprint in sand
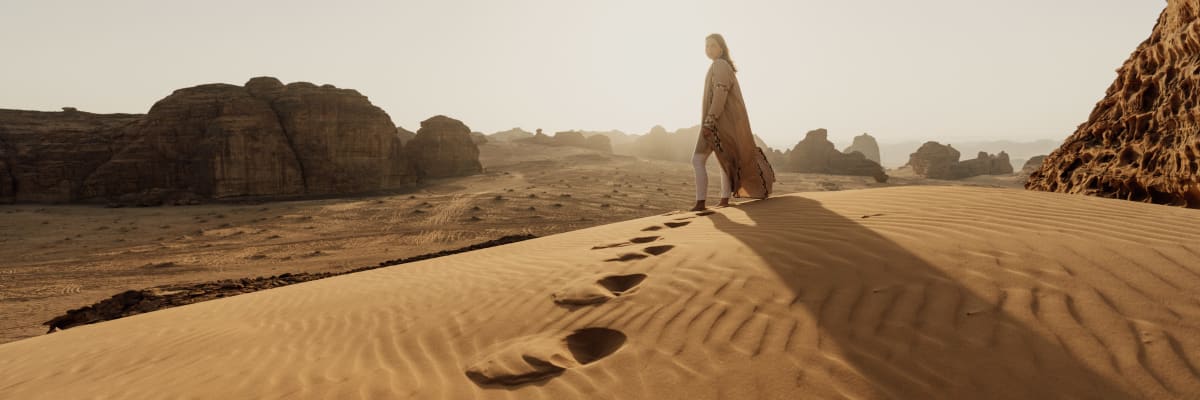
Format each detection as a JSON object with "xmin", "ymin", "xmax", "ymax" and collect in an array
[
  {"xmin": 590, "ymin": 236, "xmax": 661, "ymax": 250},
  {"xmin": 605, "ymin": 244, "xmax": 675, "ymax": 262},
  {"xmin": 694, "ymin": 210, "xmax": 716, "ymax": 216},
  {"xmin": 465, "ymin": 328, "xmax": 627, "ymax": 386},
  {"xmin": 642, "ymin": 245, "xmax": 674, "ymax": 255},
  {"xmin": 640, "ymin": 225, "xmax": 664, "ymax": 231},
  {"xmin": 663, "ymin": 221, "xmax": 691, "ymax": 228},
  {"xmin": 552, "ymin": 273, "xmax": 647, "ymax": 306}
]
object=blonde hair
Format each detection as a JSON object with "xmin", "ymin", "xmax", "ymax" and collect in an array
[{"xmin": 706, "ymin": 33, "xmax": 738, "ymax": 73}]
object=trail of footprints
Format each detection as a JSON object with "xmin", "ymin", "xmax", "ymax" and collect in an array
[{"xmin": 464, "ymin": 209, "xmax": 706, "ymax": 387}]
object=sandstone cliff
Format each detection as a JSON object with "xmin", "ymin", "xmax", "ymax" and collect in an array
[
  {"xmin": 0, "ymin": 77, "xmax": 487, "ymax": 204},
  {"xmin": 0, "ymin": 109, "xmax": 141, "ymax": 203}
]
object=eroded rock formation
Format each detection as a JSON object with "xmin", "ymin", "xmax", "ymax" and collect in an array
[
  {"xmin": 405, "ymin": 115, "xmax": 483, "ymax": 179},
  {"xmin": 512, "ymin": 129, "xmax": 613, "ymax": 153},
  {"xmin": 1026, "ymin": 0, "xmax": 1200, "ymax": 208},
  {"xmin": 906, "ymin": 141, "xmax": 1011, "ymax": 179},
  {"xmin": 842, "ymin": 133, "xmax": 881, "ymax": 164},
  {"xmin": 786, "ymin": 129, "xmax": 888, "ymax": 182},
  {"xmin": 488, "ymin": 128, "xmax": 534, "ymax": 142},
  {"xmin": 584, "ymin": 134, "xmax": 613, "ymax": 153},
  {"xmin": 0, "ymin": 77, "xmax": 485, "ymax": 204}
]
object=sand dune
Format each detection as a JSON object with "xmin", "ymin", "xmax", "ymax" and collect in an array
[{"xmin": 1, "ymin": 186, "xmax": 1198, "ymax": 399}]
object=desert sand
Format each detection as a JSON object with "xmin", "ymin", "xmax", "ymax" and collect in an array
[
  {"xmin": 0, "ymin": 180, "xmax": 1197, "ymax": 399},
  {"xmin": 0, "ymin": 141, "xmax": 1019, "ymax": 345}
]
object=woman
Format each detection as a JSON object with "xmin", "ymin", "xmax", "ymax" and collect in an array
[{"xmin": 690, "ymin": 33, "xmax": 775, "ymax": 212}]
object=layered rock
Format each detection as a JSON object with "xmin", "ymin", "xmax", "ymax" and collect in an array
[
  {"xmin": 842, "ymin": 133, "xmax": 881, "ymax": 164},
  {"xmin": 405, "ymin": 115, "xmax": 483, "ymax": 179},
  {"xmin": 0, "ymin": 76, "xmax": 444, "ymax": 204},
  {"xmin": 786, "ymin": 129, "xmax": 888, "ymax": 182},
  {"xmin": 1026, "ymin": 0, "xmax": 1200, "ymax": 208},
  {"xmin": 906, "ymin": 141, "xmax": 1011, "ymax": 179}
]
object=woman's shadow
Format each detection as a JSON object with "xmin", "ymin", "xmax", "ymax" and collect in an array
[{"xmin": 705, "ymin": 195, "xmax": 1136, "ymax": 399}]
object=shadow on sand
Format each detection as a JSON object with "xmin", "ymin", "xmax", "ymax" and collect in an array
[{"xmin": 706, "ymin": 195, "xmax": 1135, "ymax": 399}]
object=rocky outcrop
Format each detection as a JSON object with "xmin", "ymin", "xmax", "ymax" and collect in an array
[
  {"xmin": 404, "ymin": 115, "xmax": 483, "ymax": 179},
  {"xmin": 960, "ymin": 151, "xmax": 1014, "ymax": 176},
  {"xmin": 906, "ymin": 141, "xmax": 1011, "ymax": 179},
  {"xmin": 786, "ymin": 129, "xmax": 888, "ymax": 182},
  {"xmin": 0, "ymin": 76, "xmax": 442, "ymax": 204},
  {"xmin": 552, "ymin": 131, "xmax": 588, "ymax": 148},
  {"xmin": 488, "ymin": 128, "xmax": 534, "ymax": 142},
  {"xmin": 512, "ymin": 129, "xmax": 612, "ymax": 153},
  {"xmin": 79, "ymin": 77, "xmax": 416, "ymax": 202},
  {"xmin": 906, "ymin": 142, "xmax": 962, "ymax": 179},
  {"xmin": 584, "ymin": 134, "xmax": 613, "ymax": 153},
  {"xmin": 1026, "ymin": 1, "xmax": 1200, "ymax": 208},
  {"xmin": 842, "ymin": 133, "xmax": 881, "ymax": 164},
  {"xmin": 1020, "ymin": 155, "xmax": 1047, "ymax": 176}
]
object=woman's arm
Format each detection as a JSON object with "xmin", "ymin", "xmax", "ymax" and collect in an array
[{"xmin": 705, "ymin": 59, "xmax": 735, "ymax": 125}]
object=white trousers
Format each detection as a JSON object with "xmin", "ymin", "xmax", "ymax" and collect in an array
[{"xmin": 692, "ymin": 152, "xmax": 731, "ymax": 201}]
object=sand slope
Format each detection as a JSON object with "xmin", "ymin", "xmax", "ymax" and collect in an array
[{"xmin": 1, "ymin": 186, "xmax": 1198, "ymax": 399}]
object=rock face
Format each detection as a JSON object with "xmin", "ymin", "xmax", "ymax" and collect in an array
[
  {"xmin": 906, "ymin": 141, "xmax": 1011, "ymax": 179},
  {"xmin": 0, "ymin": 76, "xmax": 454, "ymax": 204},
  {"xmin": 0, "ymin": 110, "xmax": 141, "ymax": 203},
  {"xmin": 404, "ymin": 115, "xmax": 483, "ymax": 179},
  {"xmin": 842, "ymin": 133, "xmax": 881, "ymax": 164},
  {"xmin": 1026, "ymin": 1, "xmax": 1200, "ymax": 208},
  {"xmin": 786, "ymin": 129, "xmax": 888, "ymax": 182}
]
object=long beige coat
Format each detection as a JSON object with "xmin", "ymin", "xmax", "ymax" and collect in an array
[{"xmin": 696, "ymin": 58, "xmax": 775, "ymax": 199}]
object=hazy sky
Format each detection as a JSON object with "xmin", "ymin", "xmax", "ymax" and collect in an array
[{"xmin": 1, "ymin": 1, "xmax": 1165, "ymax": 149}]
